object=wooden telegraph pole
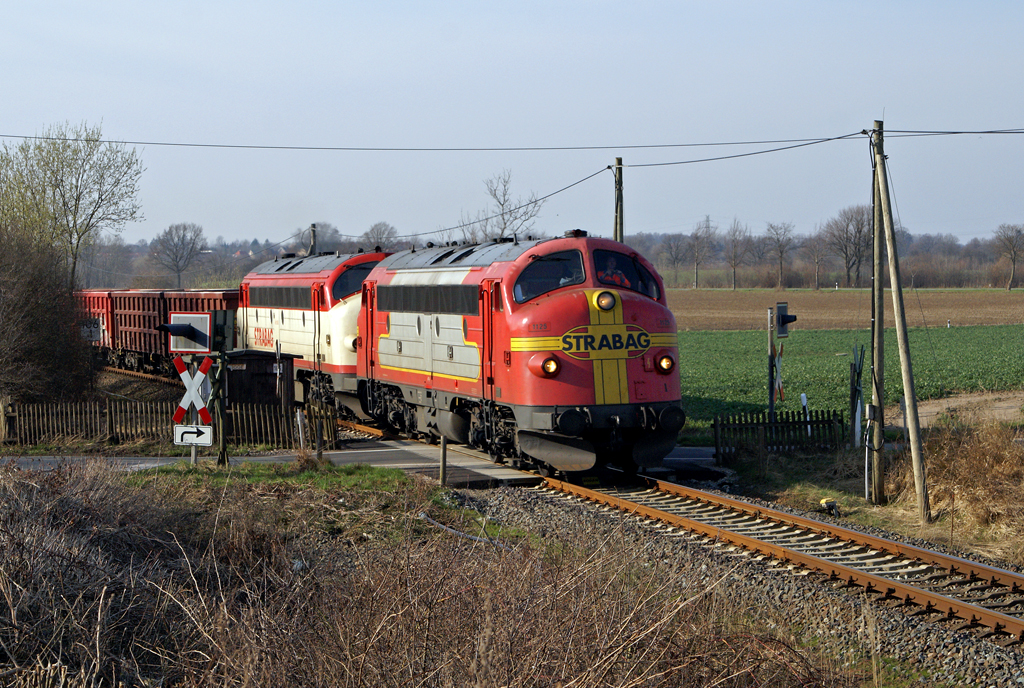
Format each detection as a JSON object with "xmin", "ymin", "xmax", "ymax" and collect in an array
[
  {"xmin": 870, "ymin": 149, "xmax": 886, "ymax": 504},
  {"xmin": 613, "ymin": 157, "xmax": 624, "ymax": 243},
  {"xmin": 872, "ymin": 121, "xmax": 930, "ymax": 523}
]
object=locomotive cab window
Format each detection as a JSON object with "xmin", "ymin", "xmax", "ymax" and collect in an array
[
  {"xmin": 594, "ymin": 250, "xmax": 659, "ymax": 300},
  {"xmin": 513, "ymin": 250, "xmax": 584, "ymax": 304},
  {"xmin": 331, "ymin": 262, "xmax": 379, "ymax": 301}
]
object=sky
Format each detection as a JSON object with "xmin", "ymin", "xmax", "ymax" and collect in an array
[{"xmin": 3, "ymin": 1, "xmax": 1023, "ymax": 249}]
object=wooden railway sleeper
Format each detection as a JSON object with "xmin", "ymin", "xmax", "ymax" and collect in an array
[
  {"xmin": 979, "ymin": 599, "xmax": 1024, "ymax": 611},
  {"xmin": 865, "ymin": 562, "xmax": 932, "ymax": 577},
  {"xmin": 971, "ymin": 588, "xmax": 1024, "ymax": 602}
]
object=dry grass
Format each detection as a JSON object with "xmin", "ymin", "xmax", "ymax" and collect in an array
[
  {"xmin": 667, "ymin": 288, "xmax": 1024, "ymax": 331},
  {"xmin": 885, "ymin": 413, "xmax": 1024, "ymax": 565},
  {"xmin": 0, "ymin": 460, "xmax": 860, "ymax": 687}
]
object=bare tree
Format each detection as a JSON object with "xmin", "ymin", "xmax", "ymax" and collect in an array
[
  {"xmin": 722, "ymin": 218, "xmax": 751, "ymax": 290},
  {"xmin": 687, "ymin": 216, "xmax": 717, "ymax": 289},
  {"xmin": 459, "ymin": 169, "xmax": 545, "ymax": 242},
  {"xmin": 659, "ymin": 233, "xmax": 687, "ymax": 287},
  {"xmin": 800, "ymin": 226, "xmax": 830, "ymax": 290},
  {"xmin": 625, "ymin": 232, "xmax": 659, "ymax": 260},
  {"xmin": 823, "ymin": 205, "xmax": 872, "ymax": 287},
  {"xmin": 80, "ymin": 234, "xmax": 135, "ymax": 288},
  {"xmin": 994, "ymin": 223, "xmax": 1024, "ymax": 290},
  {"xmin": 361, "ymin": 222, "xmax": 399, "ymax": 251},
  {"xmin": 150, "ymin": 223, "xmax": 208, "ymax": 288},
  {"xmin": 2, "ymin": 122, "xmax": 145, "ymax": 285},
  {"xmin": 764, "ymin": 222, "xmax": 795, "ymax": 288},
  {"xmin": 454, "ymin": 209, "xmax": 487, "ymax": 244}
]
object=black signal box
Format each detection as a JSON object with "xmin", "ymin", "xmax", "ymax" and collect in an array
[{"xmin": 776, "ymin": 302, "xmax": 797, "ymax": 338}]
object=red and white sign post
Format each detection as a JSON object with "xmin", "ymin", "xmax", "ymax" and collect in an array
[
  {"xmin": 174, "ymin": 356, "xmax": 213, "ymax": 424},
  {"xmin": 173, "ymin": 355, "xmax": 214, "ymax": 464}
]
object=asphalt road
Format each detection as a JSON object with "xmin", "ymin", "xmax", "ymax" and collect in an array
[{"xmin": 1, "ymin": 442, "xmax": 721, "ymax": 483}]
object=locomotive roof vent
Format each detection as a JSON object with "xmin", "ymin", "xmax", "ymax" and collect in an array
[{"xmin": 564, "ymin": 229, "xmax": 588, "ymax": 238}]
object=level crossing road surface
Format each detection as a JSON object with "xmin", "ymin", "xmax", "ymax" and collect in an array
[{"xmin": 1, "ymin": 442, "xmax": 720, "ymax": 488}]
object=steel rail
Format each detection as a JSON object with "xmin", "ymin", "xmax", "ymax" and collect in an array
[
  {"xmin": 102, "ymin": 366, "xmax": 182, "ymax": 386},
  {"xmin": 646, "ymin": 478, "xmax": 1024, "ymax": 592},
  {"xmin": 337, "ymin": 418, "xmax": 388, "ymax": 438},
  {"xmin": 542, "ymin": 477, "xmax": 1024, "ymax": 643}
]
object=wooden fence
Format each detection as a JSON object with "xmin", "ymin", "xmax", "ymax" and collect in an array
[
  {"xmin": 713, "ymin": 409, "xmax": 845, "ymax": 464},
  {"xmin": 4, "ymin": 401, "xmax": 179, "ymax": 445},
  {"xmin": 2, "ymin": 400, "xmax": 343, "ymax": 451}
]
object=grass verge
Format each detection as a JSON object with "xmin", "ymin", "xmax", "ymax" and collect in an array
[{"xmin": 0, "ymin": 459, "xmax": 867, "ymax": 687}]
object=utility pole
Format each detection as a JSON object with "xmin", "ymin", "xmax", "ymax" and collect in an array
[
  {"xmin": 767, "ymin": 308, "xmax": 776, "ymax": 421},
  {"xmin": 870, "ymin": 148, "xmax": 886, "ymax": 504},
  {"xmin": 613, "ymin": 157, "xmax": 624, "ymax": 243},
  {"xmin": 873, "ymin": 120, "xmax": 930, "ymax": 523}
]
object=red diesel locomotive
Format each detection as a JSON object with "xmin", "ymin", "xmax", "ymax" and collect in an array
[
  {"xmin": 355, "ymin": 230, "xmax": 684, "ymax": 474},
  {"xmin": 236, "ymin": 250, "xmax": 389, "ymax": 415}
]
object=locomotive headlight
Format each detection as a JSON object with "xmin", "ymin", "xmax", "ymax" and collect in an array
[
  {"xmin": 542, "ymin": 357, "xmax": 560, "ymax": 375},
  {"xmin": 656, "ymin": 354, "xmax": 675, "ymax": 374},
  {"xmin": 528, "ymin": 353, "xmax": 562, "ymax": 378},
  {"xmin": 596, "ymin": 291, "xmax": 616, "ymax": 311}
]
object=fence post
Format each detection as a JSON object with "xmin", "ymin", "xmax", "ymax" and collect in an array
[
  {"xmin": 0, "ymin": 396, "xmax": 9, "ymax": 443},
  {"xmin": 106, "ymin": 401, "xmax": 114, "ymax": 443},
  {"xmin": 757, "ymin": 425, "xmax": 767, "ymax": 476},
  {"xmin": 713, "ymin": 416, "xmax": 722, "ymax": 465}
]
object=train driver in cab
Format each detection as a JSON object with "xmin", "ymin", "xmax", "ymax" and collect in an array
[{"xmin": 598, "ymin": 254, "xmax": 631, "ymax": 288}]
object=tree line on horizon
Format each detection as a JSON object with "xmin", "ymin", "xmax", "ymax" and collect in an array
[
  {"xmin": 80, "ymin": 209, "xmax": 1024, "ymax": 293},
  {"xmin": 625, "ymin": 209, "xmax": 1024, "ymax": 291}
]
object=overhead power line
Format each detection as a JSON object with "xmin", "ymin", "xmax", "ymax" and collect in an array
[
  {"xmin": 0, "ymin": 132, "xmax": 872, "ymax": 152},
  {"xmin": 628, "ymin": 132, "xmax": 864, "ymax": 168},
  {"xmin": 882, "ymin": 128, "xmax": 1024, "ymax": 137},
  {"xmin": 5, "ymin": 127, "xmax": 1022, "ymax": 152}
]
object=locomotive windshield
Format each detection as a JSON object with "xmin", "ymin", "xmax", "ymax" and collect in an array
[
  {"xmin": 594, "ymin": 250, "xmax": 660, "ymax": 300},
  {"xmin": 513, "ymin": 250, "xmax": 585, "ymax": 303},
  {"xmin": 331, "ymin": 261, "xmax": 379, "ymax": 301}
]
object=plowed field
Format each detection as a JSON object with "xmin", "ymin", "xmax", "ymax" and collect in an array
[{"xmin": 668, "ymin": 289, "xmax": 1024, "ymax": 331}]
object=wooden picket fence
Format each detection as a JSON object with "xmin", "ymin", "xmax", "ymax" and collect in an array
[
  {"xmin": 4, "ymin": 401, "xmax": 179, "ymax": 446},
  {"xmin": 713, "ymin": 409, "xmax": 845, "ymax": 464},
  {"xmin": 2, "ymin": 400, "xmax": 342, "ymax": 450},
  {"xmin": 228, "ymin": 403, "xmax": 295, "ymax": 448}
]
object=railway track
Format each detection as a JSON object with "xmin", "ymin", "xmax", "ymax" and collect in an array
[
  {"xmin": 319, "ymin": 416, "xmax": 1024, "ymax": 648},
  {"xmin": 102, "ymin": 366, "xmax": 182, "ymax": 386},
  {"xmin": 540, "ymin": 476, "xmax": 1024, "ymax": 647}
]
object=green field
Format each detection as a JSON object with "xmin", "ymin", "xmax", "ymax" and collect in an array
[{"xmin": 677, "ymin": 324, "xmax": 1024, "ymax": 428}]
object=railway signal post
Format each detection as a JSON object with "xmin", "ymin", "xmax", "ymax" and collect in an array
[
  {"xmin": 768, "ymin": 303, "xmax": 796, "ymax": 421},
  {"xmin": 161, "ymin": 313, "xmax": 225, "ymax": 467}
]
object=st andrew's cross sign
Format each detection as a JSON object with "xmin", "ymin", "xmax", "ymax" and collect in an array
[{"xmin": 173, "ymin": 356, "xmax": 213, "ymax": 424}]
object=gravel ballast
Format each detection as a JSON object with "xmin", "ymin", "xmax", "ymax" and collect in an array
[{"xmin": 457, "ymin": 485, "xmax": 1024, "ymax": 687}]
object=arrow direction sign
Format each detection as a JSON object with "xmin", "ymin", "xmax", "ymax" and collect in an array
[
  {"xmin": 174, "ymin": 424, "xmax": 214, "ymax": 447},
  {"xmin": 173, "ymin": 356, "xmax": 213, "ymax": 424}
]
